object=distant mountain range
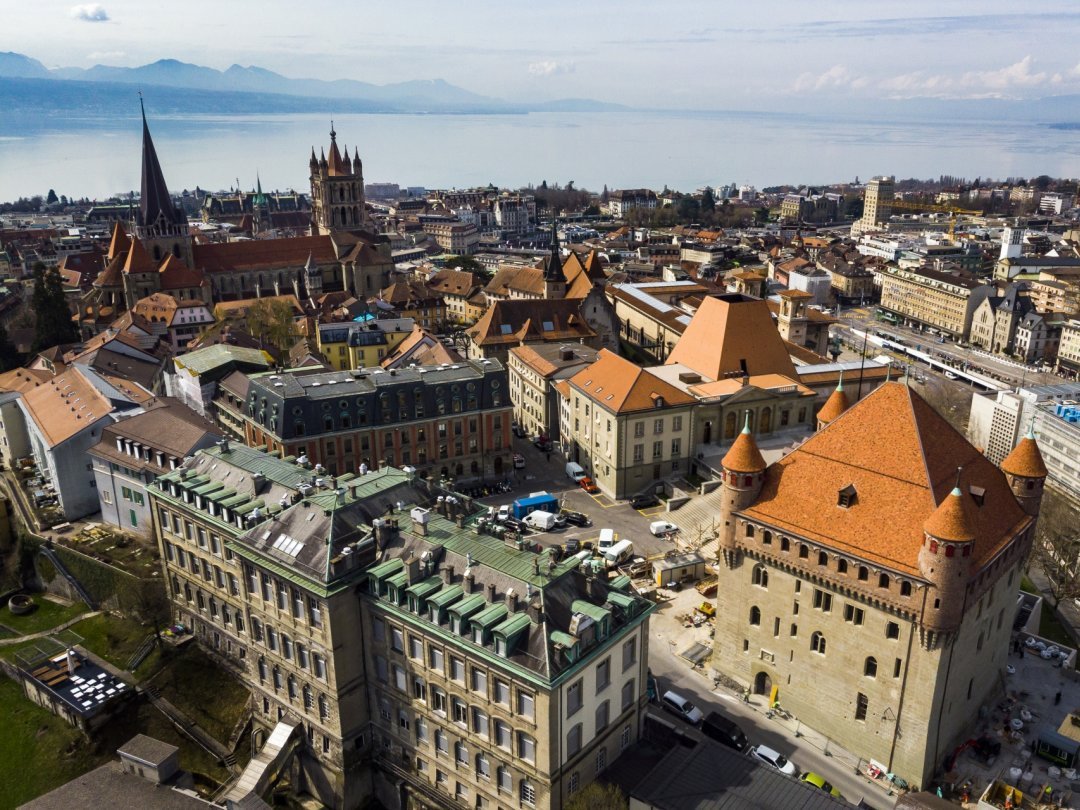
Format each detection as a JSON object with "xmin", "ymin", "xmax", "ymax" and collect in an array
[{"xmin": 0, "ymin": 51, "xmax": 628, "ymax": 115}]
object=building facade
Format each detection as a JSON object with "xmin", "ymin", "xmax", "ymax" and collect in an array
[
  {"xmin": 317, "ymin": 318, "xmax": 415, "ymax": 372},
  {"xmin": 238, "ymin": 362, "xmax": 513, "ymax": 483},
  {"xmin": 507, "ymin": 344, "xmax": 600, "ymax": 445},
  {"xmin": 878, "ymin": 264, "xmax": 991, "ymax": 340}
]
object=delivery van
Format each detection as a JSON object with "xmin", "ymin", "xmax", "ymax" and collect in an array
[
  {"xmin": 603, "ymin": 538, "xmax": 634, "ymax": 567},
  {"xmin": 522, "ymin": 510, "xmax": 557, "ymax": 531}
]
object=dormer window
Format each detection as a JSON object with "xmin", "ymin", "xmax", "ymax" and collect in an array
[
  {"xmin": 969, "ymin": 485, "xmax": 986, "ymax": 507},
  {"xmin": 838, "ymin": 484, "xmax": 857, "ymax": 508}
]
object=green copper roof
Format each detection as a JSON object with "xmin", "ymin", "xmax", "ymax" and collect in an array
[
  {"xmin": 192, "ymin": 481, "xmax": 225, "ymax": 496},
  {"xmin": 174, "ymin": 344, "xmax": 271, "ymax": 377},
  {"xmin": 448, "ymin": 593, "xmax": 486, "ymax": 617},
  {"xmin": 492, "ymin": 612, "xmax": 530, "ymax": 639},
  {"xmin": 471, "ymin": 603, "xmax": 508, "ymax": 629},
  {"xmin": 428, "ymin": 585, "xmax": 464, "ymax": 608},
  {"xmin": 571, "ymin": 599, "xmax": 610, "ymax": 623},
  {"xmin": 386, "ymin": 571, "xmax": 408, "ymax": 589},
  {"xmin": 406, "ymin": 576, "xmax": 444, "ymax": 599},
  {"xmin": 609, "ymin": 575, "xmax": 631, "ymax": 592},
  {"xmin": 550, "ymin": 631, "xmax": 578, "ymax": 648},
  {"xmin": 369, "ymin": 558, "xmax": 404, "ymax": 580}
]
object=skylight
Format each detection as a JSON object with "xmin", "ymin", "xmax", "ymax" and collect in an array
[{"xmin": 271, "ymin": 534, "xmax": 304, "ymax": 557}]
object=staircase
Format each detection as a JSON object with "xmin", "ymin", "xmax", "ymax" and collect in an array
[{"xmin": 223, "ymin": 719, "xmax": 301, "ymax": 805}]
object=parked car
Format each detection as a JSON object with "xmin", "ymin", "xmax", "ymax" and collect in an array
[
  {"xmin": 564, "ymin": 538, "xmax": 580, "ymax": 555},
  {"xmin": 649, "ymin": 520, "xmax": 678, "ymax": 536},
  {"xmin": 512, "ymin": 423, "xmax": 528, "ymax": 438},
  {"xmin": 496, "ymin": 504, "xmax": 511, "ymax": 522},
  {"xmin": 944, "ymin": 370, "xmax": 958, "ymax": 380},
  {"xmin": 701, "ymin": 711, "xmax": 747, "ymax": 752},
  {"xmin": 748, "ymin": 744, "xmax": 798, "ymax": 776},
  {"xmin": 661, "ymin": 690, "xmax": 704, "ymax": 726},
  {"xmin": 801, "ymin": 772, "xmax": 842, "ymax": 798},
  {"xmin": 578, "ymin": 476, "xmax": 599, "ymax": 494},
  {"xmin": 553, "ymin": 513, "xmax": 567, "ymax": 527},
  {"xmin": 561, "ymin": 510, "xmax": 590, "ymax": 527},
  {"xmin": 630, "ymin": 493, "xmax": 660, "ymax": 510},
  {"xmin": 534, "ymin": 438, "xmax": 551, "ymax": 451},
  {"xmin": 503, "ymin": 516, "xmax": 528, "ymax": 533},
  {"xmin": 565, "ymin": 461, "xmax": 586, "ymax": 481},
  {"xmin": 513, "ymin": 453, "xmax": 526, "ymax": 469}
]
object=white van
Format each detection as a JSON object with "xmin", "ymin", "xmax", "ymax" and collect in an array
[
  {"xmin": 565, "ymin": 461, "xmax": 586, "ymax": 482},
  {"xmin": 522, "ymin": 510, "xmax": 556, "ymax": 531},
  {"xmin": 598, "ymin": 528, "xmax": 616, "ymax": 552},
  {"xmin": 603, "ymin": 538, "xmax": 634, "ymax": 567}
]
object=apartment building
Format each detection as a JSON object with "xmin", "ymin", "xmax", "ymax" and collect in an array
[
  {"xmin": 427, "ymin": 270, "xmax": 484, "ymax": 325},
  {"xmin": 565, "ymin": 350, "xmax": 696, "ymax": 499},
  {"xmin": 152, "ymin": 447, "xmax": 655, "ymax": 810},
  {"xmin": 1058, "ymin": 319, "xmax": 1080, "ymax": 377},
  {"xmin": 507, "ymin": 344, "xmax": 600, "ymax": 444},
  {"xmin": 607, "ymin": 189, "xmax": 658, "ymax": 218},
  {"xmin": 377, "ymin": 281, "xmax": 447, "ymax": 331},
  {"xmin": 426, "ymin": 222, "xmax": 480, "ymax": 255},
  {"xmin": 317, "ymin": 318, "xmax": 416, "ymax": 372},
  {"xmin": 89, "ymin": 399, "xmax": 219, "ymax": 535},
  {"xmin": 712, "ymin": 382, "xmax": 1045, "ymax": 789},
  {"xmin": 877, "ymin": 264, "xmax": 992, "ymax": 340},
  {"xmin": 493, "ymin": 195, "xmax": 537, "ymax": 235},
  {"xmin": 238, "ymin": 362, "xmax": 513, "ymax": 483}
]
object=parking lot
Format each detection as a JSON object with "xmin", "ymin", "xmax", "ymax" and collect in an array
[{"xmin": 476, "ymin": 435, "xmax": 683, "ymax": 564}]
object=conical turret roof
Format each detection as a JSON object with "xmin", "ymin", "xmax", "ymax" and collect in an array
[
  {"xmin": 817, "ymin": 376, "xmax": 849, "ymax": 425},
  {"xmin": 924, "ymin": 485, "xmax": 977, "ymax": 543},
  {"xmin": 1001, "ymin": 428, "xmax": 1048, "ymax": 479},
  {"xmin": 721, "ymin": 418, "xmax": 767, "ymax": 474},
  {"xmin": 106, "ymin": 221, "xmax": 129, "ymax": 261}
]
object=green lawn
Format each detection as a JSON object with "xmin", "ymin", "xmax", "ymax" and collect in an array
[
  {"xmin": 0, "ymin": 598, "xmax": 88, "ymax": 636},
  {"xmin": 148, "ymin": 646, "xmax": 251, "ymax": 742},
  {"xmin": 0, "ymin": 676, "xmax": 112, "ymax": 809},
  {"xmin": 66, "ymin": 613, "xmax": 153, "ymax": 671}
]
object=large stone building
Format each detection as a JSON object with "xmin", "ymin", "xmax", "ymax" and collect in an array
[
  {"xmin": 851, "ymin": 176, "xmax": 894, "ymax": 236},
  {"xmin": 712, "ymin": 381, "xmax": 1045, "ymax": 789},
  {"xmin": 151, "ymin": 446, "xmax": 655, "ymax": 809},
  {"xmin": 878, "ymin": 264, "xmax": 992, "ymax": 341},
  {"xmin": 236, "ymin": 362, "xmax": 513, "ymax": 483},
  {"xmin": 508, "ymin": 344, "xmax": 600, "ymax": 445}
]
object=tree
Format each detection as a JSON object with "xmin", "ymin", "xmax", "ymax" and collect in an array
[
  {"xmin": 566, "ymin": 782, "xmax": 627, "ymax": 810},
  {"xmin": 46, "ymin": 189, "xmax": 58, "ymax": 205},
  {"xmin": 30, "ymin": 264, "xmax": 79, "ymax": 352},
  {"xmin": 1031, "ymin": 487, "xmax": 1080, "ymax": 608},
  {"xmin": 245, "ymin": 298, "xmax": 297, "ymax": 351},
  {"xmin": 701, "ymin": 186, "xmax": 716, "ymax": 214},
  {"xmin": 445, "ymin": 256, "xmax": 482, "ymax": 273},
  {"xmin": 124, "ymin": 578, "xmax": 173, "ymax": 644},
  {"xmin": 0, "ymin": 324, "xmax": 20, "ymax": 372},
  {"xmin": 915, "ymin": 376, "xmax": 971, "ymax": 433}
]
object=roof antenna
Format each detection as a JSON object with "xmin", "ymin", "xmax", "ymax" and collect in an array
[{"xmin": 953, "ymin": 465, "xmax": 963, "ymax": 492}]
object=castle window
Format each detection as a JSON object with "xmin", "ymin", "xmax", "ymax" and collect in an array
[
  {"xmin": 864, "ymin": 657, "xmax": 877, "ymax": 678},
  {"xmin": 790, "ymin": 623, "xmax": 798, "ymax": 637},
  {"xmin": 762, "ymin": 530, "xmax": 772, "ymax": 545},
  {"xmin": 945, "ymin": 545, "xmax": 955, "ymax": 558},
  {"xmin": 818, "ymin": 551, "xmax": 828, "ymax": 567},
  {"xmin": 752, "ymin": 564, "xmax": 768, "ymax": 589},
  {"xmin": 900, "ymin": 581, "xmax": 912, "ymax": 597},
  {"xmin": 744, "ymin": 523, "xmax": 755, "ymax": 538},
  {"xmin": 810, "ymin": 632, "xmax": 826, "ymax": 655},
  {"xmin": 837, "ymin": 559, "xmax": 848, "ymax": 574},
  {"xmin": 878, "ymin": 573, "xmax": 890, "ymax": 590},
  {"xmin": 798, "ymin": 544, "xmax": 809, "ymax": 559},
  {"xmin": 857, "ymin": 566, "xmax": 869, "ymax": 581},
  {"xmin": 780, "ymin": 537, "xmax": 790, "ymax": 552},
  {"xmin": 855, "ymin": 692, "xmax": 868, "ymax": 721},
  {"xmin": 749, "ymin": 606, "xmax": 761, "ymax": 626},
  {"xmin": 812, "ymin": 589, "xmax": 832, "ymax": 612},
  {"xmin": 837, "ymin": 484, "xmax": 857, "ymax": 508},
  {"xmin": 886, "ymin": 621, "xmax": 900, "ymax": 640}
]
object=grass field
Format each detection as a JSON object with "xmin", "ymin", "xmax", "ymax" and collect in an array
[
  {"xmin": 0, "ymin": 598, "xmax": 88, "ymax": 636},
  {"xmin": 149, "ymin": 645, "xmax": 251, "ymax": 742},
  {"xmin": 0, "ymin": 676, "xmax": 111, "ymax": 809}
]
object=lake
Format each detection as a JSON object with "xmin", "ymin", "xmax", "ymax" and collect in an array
[{"xmin": 2, "ymin": 110, "xmax": 1080, "ymax": 201}]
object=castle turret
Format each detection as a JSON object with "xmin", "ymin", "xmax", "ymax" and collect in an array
[
  {"xmin": 918, "ymin": 478, "xmax": 977, "ymax": 644},
  {"xmin": 816, "ymin": 373, "xmax": 849, "ymax": 430},
  {"xmin": 718, "ymin": 414, "xmax": 767, "ymax": 568},
  {"xmin": 1000, "ymin": 425, "xmax": 1048, "ymax": 518}
]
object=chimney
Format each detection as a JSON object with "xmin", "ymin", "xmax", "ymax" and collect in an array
[
  {"xmin": 464, "ymin": 571, "xmax": 475, "ymax": 593},
  {"xmin": 218, "ymin": 438, "xmax": 230, "ymax": 454},
  {"xmin": 505, "ymin": 588, "xmax": 518, "ymax": 613},
  {"xmin": 486, "ymin": 582, "xmax": 497, "ymax": 602},
  {"xmin": 441, "ymin": 564, "xmax": 455, "ymax": 585},
  {"xmin": 410, "ymin": 507, "xmax": 431, "ymax": 536},
  {"xmin": 455, "ymin": 513, "xmax": 466, "ymax": 529},
  {"xmin": 66, "ymin": 649, "xmax": 77, "ymax": 676},
  {"xmin": 404, "ymin": 556, "xmax": 421, "ymax": 584}
]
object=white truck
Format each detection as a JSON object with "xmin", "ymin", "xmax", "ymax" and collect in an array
[{"xmin": 522, "ymin": 510, "xmax": 557, "ymax": 531}]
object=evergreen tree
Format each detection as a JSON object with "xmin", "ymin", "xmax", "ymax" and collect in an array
[
  {"xmin": 601, "ymin": 184, "xmax": 610, "ymax": 203},
  {"xmin": 0, "ymin": 324, "xmax": 18, "ymax": 372},
  {"xmin": 46, "ymin": 189, "xmax": 58, "ymax": 205},
  {"xmin": 701, "ymin": 186, "xmax": 716, "ymax": 214},
  {"xmin": 30, "ymin": 264, "xmax": 79, "ymax": 352}
]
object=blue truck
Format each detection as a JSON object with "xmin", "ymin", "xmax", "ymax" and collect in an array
[{"xmin": 512, "ymin": 492, "xmax": 559, "ymax": 519}]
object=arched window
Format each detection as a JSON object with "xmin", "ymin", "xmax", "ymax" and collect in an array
[
  {"xmin": 724, "ymin": 412, "xmax": 737, "ymax": 440},
  {"xmin": 900, "ymin": 581, "xmax": 912, "ymax": 597},
  {"xmin": 864, "ymin": 657, "xmax": 877, "ymax": 678},
  {"xmin": 798, "ymin": 544, "xmax": 809, "ymax": 559},
  {"xmin": 879, "ymin": 573, "xmax": 890, "ymax": 590},
  {"xmin": 762, "ymin": 530, "xmax": 773, "ymax": 545},
  {"xmin": 752, "ymin": 564, "xmax": 768, "ymax": 589},
  {"xmin": 818, "ymin": 551, "xmax": 828, "ymax": 567},
  {"xmin": 810, "ymin": 632, "xmax": 826, "ymax": 655},
  {"xmin": 858, "ymin": 566, "xmax": 869, "ymax": 581},
  {"xmin": 749, "ymin": 606, "xmax": 761, "ymax": 626},
  {"xmin": 837, "ymin": 559, "xmax": 848, "ymax": 574},
  {"xmin": 780, "ymin": 537, "xmax": 790, "ymax": 552}
]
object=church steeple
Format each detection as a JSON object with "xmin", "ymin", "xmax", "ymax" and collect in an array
[{"xmin": 134, "ymin": 96, "xmax": 192, "ymax": 269}]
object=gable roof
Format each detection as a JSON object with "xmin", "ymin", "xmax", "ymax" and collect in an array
[
  {"xmin": 193, "ymin": 235, "xmax": 337, "ymax": 273},
  {"xmin": 467, "ymin": 298, "xmax": 596, "ymax": 348},
  {"xmin": 158, "ymin": 254, "xmax": 208, "ymax": 290},
  {"xmin": 741, "ymin": 382, "xmax": 1030, "ymax": 575},
  {"xmin": 667, "ymin": 294, "xmax": 797, "ymax": 380},
  {"xmin": 568, "ymin": 349, "xmax": 695, "ymax": 414},
  {"xmin": 19, "ymin": 367, "xmax": 114, "ymax": 447}
]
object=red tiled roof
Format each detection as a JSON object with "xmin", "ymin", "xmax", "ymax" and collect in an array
[{"xmin": 193, "ymin": 236, "xmax": 337, "ymax": 273}]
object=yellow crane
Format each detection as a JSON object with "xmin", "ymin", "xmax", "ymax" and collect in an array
[{"xmin": 878, "ymin": 198, "xmax": 982, "ymax": 240}]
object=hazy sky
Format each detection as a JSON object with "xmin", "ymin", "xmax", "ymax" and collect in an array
[{"xmin": 6, "ymin": 1, "xmax": 1080, "ymax": 108}]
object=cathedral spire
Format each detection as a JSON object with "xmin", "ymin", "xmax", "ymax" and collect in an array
[
  {"xmin": 137, "ymin": 96, "xmax": 183, "ymax": 232},
  {"xmin": 543, "ymin": 222, "xmax": 567, "ymax": 283}
]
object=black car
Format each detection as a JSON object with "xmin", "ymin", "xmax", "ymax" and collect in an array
[
  {"xmin": 701, "ymin": 711, "xmax": 748, "ymax": 752},
  {"xmin": 564, "ymin": 538, "xmax": 580, "ymax": 555},
  {"xmin": 503, "ymin": 517, "xmax": 528, "ymax": 533},
  {"xmin": 561, "ymin": 510, "xmax": 590, "ymax": 527},
  {"xmin": 512, "ymin": 424, "xmax": 528, "ymax": 438},
  {"xmin": 629, "ymin": 493, "xmax": 659, "ymax": 510}
]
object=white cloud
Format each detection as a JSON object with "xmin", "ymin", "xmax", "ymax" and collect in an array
[
  {"xmin": 70, "ymin": 4, "xmax": 109, "ymax": 22},
  {"xmin": 881, "ymin": 56, "xmax": 1064, "ymax": 99},
  {"xmin": 791, "ymin": 64, "xmax": 867, "ymax": 93},
  {"xmin": 528, "ymin": 60, "xmax": 575, "ymax": 77}
]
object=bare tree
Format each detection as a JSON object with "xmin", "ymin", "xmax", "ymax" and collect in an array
[{"xmin": 1031, "ymin": 487, "xmax": 1080, "ymax": 608}]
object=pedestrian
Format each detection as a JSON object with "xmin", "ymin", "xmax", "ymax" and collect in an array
[{"xmin": 1056, "ymin": 691, "xmax": 1062, "ymax": 706}]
